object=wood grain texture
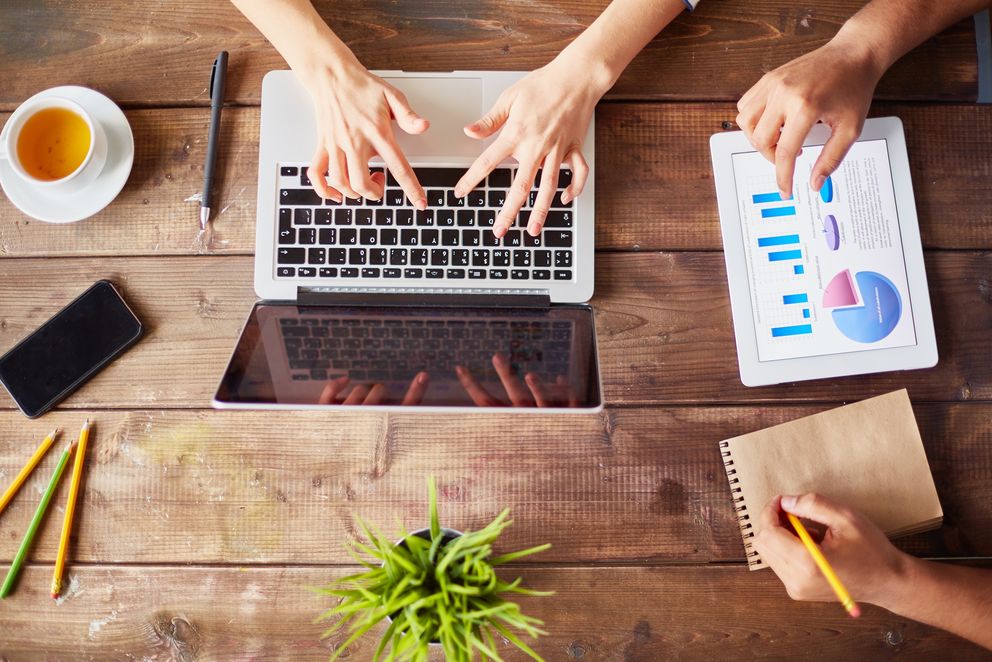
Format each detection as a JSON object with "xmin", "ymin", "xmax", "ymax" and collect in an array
[
  {"xmin": 0, "ymin": 253, "xmax": 988, "ymax": 409},
  {"xmin": 2, "ymin": 103, "xmax": 991, "ymax": 256},
  {"xmin": 0, "ymin": 1, "xmax": 978, "ymax": 110},
  {"xmin": 0, "ymin": 404, "xmax": 988, "ymax": 565},
  {"xmin": 2, "ymin": 565, "xmax": 990, "ymax": 660}
]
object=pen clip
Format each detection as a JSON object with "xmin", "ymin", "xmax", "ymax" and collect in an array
[{"xmin": 208, "ymin": 51, "xmax": 228, "ymax": 99}]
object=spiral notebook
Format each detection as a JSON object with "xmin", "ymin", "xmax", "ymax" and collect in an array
[{"xmin": 720, "ymin": 389, "xmax": 943, "ymax": 570}]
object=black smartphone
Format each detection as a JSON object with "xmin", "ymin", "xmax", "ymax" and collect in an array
[{"xmin": 0, "ymin": 280, "xmax": 144, "ymax": 418}]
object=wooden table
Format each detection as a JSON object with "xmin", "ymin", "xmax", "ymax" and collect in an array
[{"xmin": 1, "ymin": 2, "xmax": 991, "ymax": 659}]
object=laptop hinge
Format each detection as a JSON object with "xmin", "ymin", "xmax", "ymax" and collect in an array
[{"xmin": 296, "ymin": 286, "xmax": 551, "ymax": 309}]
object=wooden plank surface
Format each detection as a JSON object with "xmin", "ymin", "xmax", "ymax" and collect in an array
[
  {"xmin": 0, "ymin": 405, "xmax": 989, "ymax": 565},
  {"xmin": 3, "ymin": 102, "xmax": 992, "ymax": 256},
  {"xmin": 0, "ymin": 253, "xmax": 988, "ymax": 409},
  {"xmin": 0, "ymin": 2, "xmax": 977, "ymax": 110},
  {"xmin": 2, "ymin": 565, "xmax": 990, "ymax": 661}
]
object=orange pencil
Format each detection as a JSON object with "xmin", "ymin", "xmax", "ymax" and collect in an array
[
  {"xmin": 0, "ymin": 428, "xmax": 60, "ymax": 518},
  {"xmin": 787, "ymin": 513, "xmax": 860, "ymax": 618},
  {"xmin": 52, "ymin": 419, "xmax": 90, "ymax": 599}
]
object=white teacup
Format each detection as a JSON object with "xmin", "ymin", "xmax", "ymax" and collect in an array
[{"xmin": 0, "ymin": 95, "xmax": 108, "ymax": 196}]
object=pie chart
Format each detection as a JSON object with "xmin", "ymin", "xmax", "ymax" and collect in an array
[
  {"xmin": 823, "ymin": 214, "xmax": 840, "ymax": 251},
  {"xmin": 822, "ymin": 269, "xmax": 859, "ymax": 308},
  {"xmin": 820, "ymin": 175, "xmax": 834, "ymax": 203},
  {"xmin": 828, "ymin": 271, "xmax": 902, "ymax": 343}
]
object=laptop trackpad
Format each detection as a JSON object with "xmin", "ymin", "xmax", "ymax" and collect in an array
[{"xmin": 382, "ymin": 77, "xmax": 484, "ymax": 158}]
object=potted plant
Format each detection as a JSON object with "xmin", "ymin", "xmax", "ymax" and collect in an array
[{"xmin": 316, "ymin": 478, "xmax": 552, "ymax": 661}]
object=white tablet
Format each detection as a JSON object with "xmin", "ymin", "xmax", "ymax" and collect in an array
[{"xmin": 710, "ymin": 117, "xmax": 937, "ymax": 386}]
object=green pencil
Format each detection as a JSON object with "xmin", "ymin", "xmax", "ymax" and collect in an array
[{"xmin": 0, "ymin": 441, "xmax": 75, "ymax": 599}]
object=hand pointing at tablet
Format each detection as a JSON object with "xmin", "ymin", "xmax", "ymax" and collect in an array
[{"xmin": 736, "ymin": 0, "xmax": 992, "ymax": 200}]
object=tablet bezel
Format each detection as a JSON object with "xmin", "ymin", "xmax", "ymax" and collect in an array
[{"xmin": 709, "ymin": 117, "xmax": 938, "ymax": 386}]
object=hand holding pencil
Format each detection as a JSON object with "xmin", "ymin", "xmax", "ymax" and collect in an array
[{"xmin": 754, "ymin": 493, "xmax": 913, "ymax": 615}]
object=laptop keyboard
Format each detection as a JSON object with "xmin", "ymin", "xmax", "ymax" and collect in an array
[
  {"xmin": 280, "ymin": 315, "xmax": 575, "ymax": 384},
  {"xmin": 274, "ymin": 164, "xmax": 576, "ymax": 283}
]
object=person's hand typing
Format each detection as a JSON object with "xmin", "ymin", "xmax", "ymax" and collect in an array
[
  {"xmin": 455, "ymin": 353, "xmax": 576, "ymax": 408},
  {"xmin": 753, "ymin": 493, "xmax": 910, "ymax": 606},
  {"xmin": 299, "ymin": 55, "xmax": 429, "ymax": 208},
  {"xmin": 318, "ymin": 372, "xmax": 429, "ymax": 406},
  {"xmin": 454, "ymin": 60, "xmax": 597, "ymax": 238},
  {"xmin": 735, "ymin": 35, "xmax": 885, "ymax": 200}
]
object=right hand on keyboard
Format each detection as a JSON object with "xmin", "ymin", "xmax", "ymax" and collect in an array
[
  {"xmin": 318, "ymin": 372, "xmax": 430, "ymax": 406},
  {"xmin": 299, "ymin": 57, "xmax": 429, "ymax": 210},
  {"xmin": 455, "ymin": 353, "xmax": 577, "ymax": 408}
]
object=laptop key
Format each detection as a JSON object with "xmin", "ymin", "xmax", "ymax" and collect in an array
[
  {"xmin": 544, "ymin": 210, "xmax": 572, "ymax": 228},
  {"xmin": 487, "ymin": 191, "xmax": 506, "ymax": 208},
  {"xmin": 426, "ymin": 268, "xmax": 444, "ymax": 279},
  {"xmin": 535, "ymin": 250, "xmax": 552, "ymax": 267},
  {"xmin": 370, "ymin": 249, "xmax": 387, "ymax": 265},
  {"xmin": 404, "ymin": 268, "xmax": 423, "ymax": 278},
  {"xmin": 280, "ymin": 189, "xmax": 322, "ymax": 206},
  {"xmin": 384, "ymin": 268, "xmax": 401, "ymax": 278},
  {"xmin": 360, "ymin": 229, "xmax": 377, "ymax": 245},
  {"xmin": 555, "ymin": 250, "xmax": 573, "ymax": 267},
  {"xmin": 315, "ymin": 209, "xmax": 333, "ymax": 225},
  {"xmin": 457, "ymin": 210, "xmax": 475, "ymax": 226},
  {"xmin": 523, "ymin": 233, "xmax": 543, "ymax": 247},
  {"xmin": 554, "ymin": 270, "xmax": 572, "ymax": 280},
  {"xmin": 551, "ymin": 191, "xmax": 571, "ymax": 209},
  {"xmin": 345, "ymin": 196, "xmax": 363, "ymax": 206},
  {"xmin": 467, "ymin": 191, "xmax": 486, "ymax": 207},
  {"xmin": 349, "ymin": 248, "xmax": 367, "ymax": 264},
  {"xmin": 319, "ymin": 267, "xmax": 338, "ymax": 278},
  {"xmin": 533, "ymin": 269, "xmax": 551, "ymax": 280},
  {"xmin": 281, "ymin": 166, "xmax": 298, "ymax": 176},
  {"xmin": 461, "ymin": 230, "xmax": 480, "ymax": 247},
  {"xmin": 375, "ymin": 209, "xmax": 393, "ymax": 225},
  {"xmin": 513, "ymin": 250, "xmax": 531, "ymax": 267},
  {"xmin": 389, "ymin": 249, "xmax": 408, "ymax": 265},
  {"xmin": 278, "ymin": 228, "xmax": 296, "ymax": 245},
  {"xmin": 278, "ymin": 248, "xmax": 305, "ymax": 264},
  {"xmin": 447, "ymin": 269, "xmax": 466, "ymax": 279},
  {"xmin": 400, "ymin": 229, "xmax": 418, "ymax": 246},
  {"xmin": 279, "ymin": 208, "xmax": 293, "ymax": 231},
  {"xmin": 339, "ymin": 229, "xmax": 357, "ymax": 245},
  {"xmin": 492, "ymin": 250, "xmax": 510, "ymax": 267},
  {"xmin": 430, "ymin": 249, "xmax": 449, "ymax": 266},
  {"xmin": 479, "ymin": 210, "xmax": 496, "ymax": 228},
  {"xmin": 380, "ymin": 229, "xmax": 398, "ymax": 246},
  {"xmin": 385, "ymin": 189, "xmax": 405, "ymax": 206},
  {"xmin": 335, "ymin": 209, "xmax": 353, "ymax": 225},
  {"xmin": 417, "ymin": 168, "xmax": 463, "ymax": 187},
  {"xmin": 442, "ymin": 229, "xmax": 459, "ymax": 246},
  {"xmin": 488, "ymin": 169, "xmax": 512, "ymax": 188},
  {"xmin": 411, "ymin": 249, "xmax": 428, "ymax": 265},
  {"xmin": 294, "ymin": 208, "xmax": 312, "ymax": 225},
  {"xmin": 277, "ymin": 267, "xmax": 296, "ymax": 277},
  {"xmin": 396, "ymin": 209, "xmax": 414, "ymax": 226},
  {"xmin": 362, "ymin": 268, "xmax": 380, "ymax": 278},
  {"xmin": 426, "ymin": 190, "xmax": 445, "ymax": 207},
  {"xmin": 468, "ymin": 269, "xmax": 486, "ymax": 279},
  {"xmin": 309, "ymin": 248, "xmax": 326, "ymax": 264},
  {"xmin": 328, "ymin": 249, "xmax": 346, "ymax": 264},
  {"xmin": 356, "ymin": 210, "xmax": 373, "ymax": 225},
  {"xmin": 341, "ymin": 268, "xmax": 359, "ymax": 277},
  {"xmin": 319, "ymin": 228, "xmax": 337, "ymax": 245},
  {"xmin": 482, "ymin": 232, "xmax": 500, "ymax": 247},
  {"xmin": 300, "ymin": 170, "xmax": 312, "ymax": 186},
  {"xmin": 511, "ymin": 269, "xmax": 529, "ymax": 280},
  {"xmin": 502, "ymin": 230, "xmax": 522, "ymax": 247},
  {"xmin": 422, "ymin": 230, "xmax": 439, "ymax": 246},
  {"xmin": 557, "ymin": 168, "xmax": 572, "ymax": 189},
  {"xmin": 299, "ymin": 267, "xmax": 317, "ymax": 277},
  {"xmin": 451, "ymin": 249, "xmax": 469, "ymax": 266},
  {"xmin": 544, "ymin": 231, "xmax": 572, "ymax": 247},
  {"xmin": 436, "ymin": 210, "xmax": 455, "ymax": 227},
  {"xmin": 490, "ymin": 269, "xmax": 508, "ymax": 279},
  {"xmin": 446, "ymin": 191, "xmax": 466, "ymax": 208},
  {"xmin": 471, "ymin": 250, "xmax": 490, "ymax": 266},
  {"xmin": 416, "ymin": 210, "xmax": 435, "ymax": 226},
  {"xmin": 299, "ymin": 228, "xmax": 316, "ymax": 245}
]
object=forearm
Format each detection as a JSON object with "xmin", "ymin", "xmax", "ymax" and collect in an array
[
  {"xmin": 878, "ymin": 557, "xmax": 992, "ymax": 650},
  {"xmin": 231, "ymin": 0, "xmax": 358, "ymax": 75},
  {"xmin": 555, "ymin": 0, "xmax": 686, "ymax": 96},
  {"xmin": 833, "ymin": 0, "xmax": 990, "ymax": 76}
]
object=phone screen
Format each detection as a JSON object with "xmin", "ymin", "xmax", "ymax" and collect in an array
[{"xmin": 0, "ymin": 281, "xmax": 143, "ymax": 417}]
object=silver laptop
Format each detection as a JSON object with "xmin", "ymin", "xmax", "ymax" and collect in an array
[{"xmin": 213, "ymin": 70, "xmax": 602, "ymax": 412}]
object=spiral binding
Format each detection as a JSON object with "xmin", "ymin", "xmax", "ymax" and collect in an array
[{"xmin": 720, "ymin": 440, "xmax": 761, "ymax": 563}]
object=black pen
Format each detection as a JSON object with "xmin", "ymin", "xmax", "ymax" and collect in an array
[{"xmin": 201, "ymin": 51, "xmax": 228, "ymax": 229}]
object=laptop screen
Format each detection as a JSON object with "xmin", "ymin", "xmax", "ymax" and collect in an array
[{"xmin": 215, "ymin": 303, "xmax": 601, "ymax": 410}]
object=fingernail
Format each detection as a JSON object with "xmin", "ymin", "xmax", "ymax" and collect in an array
[
  {"xmin": 417, "ymin": 372, "xmax": 429, "ymax": 384},
  {"xmin": 455, "ymin": 365, "xmax": 465, "ymax": 376},
  {"xmin": 560, "ymin": 192, "xmax": 571, "ymax": 204},
  {"xmin": 416, "ymin": 198, "xmax": 427, "ymax": 211},
  {"xmin": 528, "ymin": 223, "xmax": 541, "ymax": 237},
  {"xmin": 812, "ymin": 175, "xmax": 825, "ymax": 192},
  {"xmin": 781, "ymin": 495, "xmax": 797, "ymax": 510},
  {"xmin": 453, "ymin": 187, "xmax": 464, "ymax": 198}
]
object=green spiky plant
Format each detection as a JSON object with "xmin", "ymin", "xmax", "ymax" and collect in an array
[{"xmin": 315, "ymin": 478, "xmax": 552, "ymax": 661}]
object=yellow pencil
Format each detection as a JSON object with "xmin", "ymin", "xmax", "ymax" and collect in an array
[
  {"xmin": 52, "ymin": 419, "xmax": 91, "ymax": 599},
  {"xmin": 0, "ymin": 428, "xmax": 60, "ymax": 518},
  {"xmin": 787, "ymin": 512, "xmax": 860, "ymax": 618}
]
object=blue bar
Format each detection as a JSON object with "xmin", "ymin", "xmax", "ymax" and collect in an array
[
  {"xmin": 761, "ymin": 206, "xmax": 797, "ymax": 218},
  {"xmin": 783, "ymin": 293, "xmax": 809, "ymax": 305},
  {"xmin": 772, "ymin": 324, "xmax": 813, "ymax": 337},
  {"xmin": 768, "ymin": 249, "xmax": 803, "ymax": 262},
  {"xmin": 752, "ymin": 192, "xmax": 792, "ymax": 203},
  {"xmin": 793, "ymin": 265, "xmax": 805, "ymax": 275},
  {"xmin": 758, "ymin": 234, "xmax": 800, "ymax": 247},
  {"xmin": 803, "ymin": 309, "xmax": 811, "ymax": 319}
]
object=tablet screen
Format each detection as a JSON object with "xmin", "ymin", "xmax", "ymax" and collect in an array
[{"xmin": 731, "ymin": 139, "xmax": 918, "ymax": 362}]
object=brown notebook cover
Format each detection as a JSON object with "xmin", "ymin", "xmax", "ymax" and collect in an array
[{"xmin": 720, "ymin": 389, "xmax": 943, "ymax": 570}]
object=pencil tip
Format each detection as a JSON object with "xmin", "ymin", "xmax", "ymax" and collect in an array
[{"xmin": 50, "ymin": 427, "xmax": 61, "ymax": 439}]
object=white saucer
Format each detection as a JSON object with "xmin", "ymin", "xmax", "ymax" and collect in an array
[{"xmin": 0, "ymin": 86, "xmax": 134, "ymax": 223}]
